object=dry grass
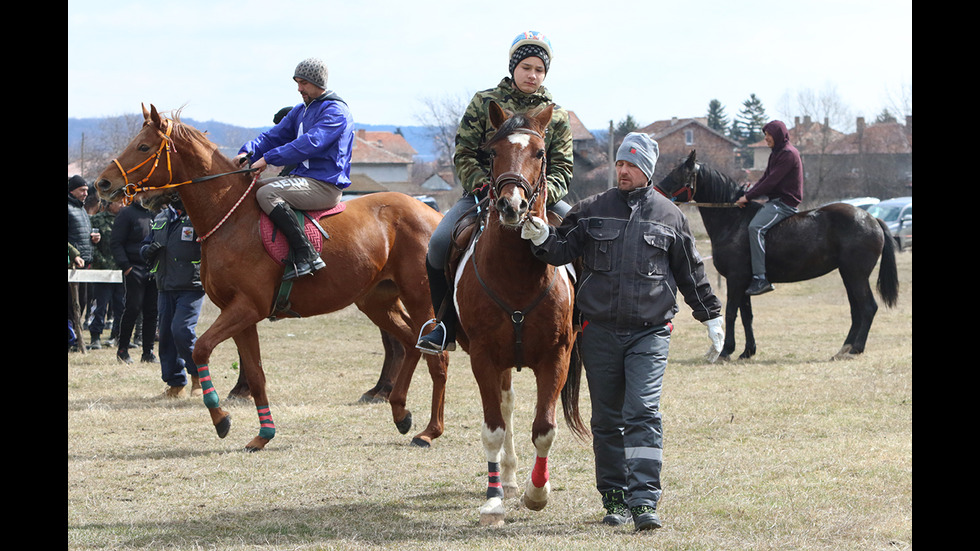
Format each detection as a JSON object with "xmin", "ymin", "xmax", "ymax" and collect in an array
[{"xmin": 68, "ymin": 231, "xmax": 912, "ymax": 550}]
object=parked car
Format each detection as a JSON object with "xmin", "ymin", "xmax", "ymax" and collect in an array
[
  {"xmin": 838, "ymin": 196, "xmax": 880, "ymax": 211},
  {"xmin": 868, "ymin": 197, "xmax": 912, "ymax": 250}
]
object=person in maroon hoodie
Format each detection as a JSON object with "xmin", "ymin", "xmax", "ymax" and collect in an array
[{"xmin": 735, "ymin": 120, "xmax": 803, "ymax": 295}]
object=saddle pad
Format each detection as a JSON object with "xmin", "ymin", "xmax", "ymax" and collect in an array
[{"xmin": 260, "ymin": 203, "xmax": 346, "ymax": 266}]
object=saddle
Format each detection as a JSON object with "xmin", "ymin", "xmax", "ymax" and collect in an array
[
  {"xmin": 260, "ymin": 203, "xmax": 346, "ymax": 266},
  {"xmin": 261, "ymin": 202, "xmax": 346, "ymax": 320}
]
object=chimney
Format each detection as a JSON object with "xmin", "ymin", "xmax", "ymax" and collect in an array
[
  {"xmin": 357, "ymin": 129, "xmax": 367, "ymax": 139},
  {"xmin": 905, "ymin": 115, "xmax": 912, "ymax": 134}
]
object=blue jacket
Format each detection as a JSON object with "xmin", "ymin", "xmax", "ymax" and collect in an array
[{"xmin": 239, "ymin": 92, "xmax": 354, "ymax": 188}]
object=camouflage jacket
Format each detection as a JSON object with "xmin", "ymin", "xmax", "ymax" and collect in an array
[
  {"xmin": 453, "ymin": 78, "xmax": 573, "ymax": 204},
  {"xmin": 89, "ymin": 210, "xmax": 117, "ymax": 270}
]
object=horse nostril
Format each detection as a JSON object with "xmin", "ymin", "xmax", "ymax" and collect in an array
[{"xmin": 96, "ymin": 179, "xmax": 111, "ymax": 191}]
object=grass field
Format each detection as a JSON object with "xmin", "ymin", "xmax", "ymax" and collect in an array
[{"xmin": 68, "ymin": 227, "xmax": 912, "ymax": 550}]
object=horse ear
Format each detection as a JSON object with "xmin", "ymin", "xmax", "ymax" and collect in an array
[
  {"xmin": 147, "ymin": 104, "xmax": 162, "ymax": 128},
  {"xmin": 488, "ymin": 101, "xmax": 508, "ymax": 130},
  {"xmin": 686, "ymin": 149, "xmax": 697, "ymax": 167},
  {"xmin": 533, "ymin": 104, "xmax": 555, "ymax": 132},
  {"xmin": 142, "ymin": 103, "xmax": 151, "ymax": 120}
]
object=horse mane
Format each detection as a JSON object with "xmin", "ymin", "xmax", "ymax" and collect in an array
[{"xmin": 697, "ymin": 162, "xmax": 746, "ymax": 203}]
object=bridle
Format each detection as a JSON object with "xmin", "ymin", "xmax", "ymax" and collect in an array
[
  {"xmin": 656, "ymin": 162, "xmax": 697, "ymax": 203},
  {"xmin": 109, "ymin": 118, "xmax": 257, "ymax": 207},
  {"xmin": 487, "ymin": 127, "xmax": 548, "ymax": 225}
]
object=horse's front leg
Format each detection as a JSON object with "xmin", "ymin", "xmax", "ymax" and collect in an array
[
  {"xmin": 233, "ymin": 325, "xmax": 274, "ymax": 452},
  {"xmin": 521, "ymin": 364, "xmax": 562, "ymax": 511},
  {"xmin": 473, "ymin": 363, "xmax": 510, "ymax": 526},
  {"xmin": 738, "ymin": 295, "xmax": 757, "ymax": 360},
  {"xmin": 721, "ymin": 288, "xmax": 741, "ymax": 360}
]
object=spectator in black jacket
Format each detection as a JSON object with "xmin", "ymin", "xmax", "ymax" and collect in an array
[
  {"xmin": 141, "ymin": 198, "xmax": 204, "ymax": 398},
  {"xmin": 110, "ymin": 200, "xmax": 157, "ymax": 364}
]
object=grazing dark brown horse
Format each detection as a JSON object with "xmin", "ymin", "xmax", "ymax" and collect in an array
[
  {"xmin": 95, "ymin": 104, "xmax": 448, "ymax": 451},
  {"xmin": 450, "ymin": 102, "xmax": 588, "ymax": 525},
  {"xmin": 656, "ymin": 150, "xmax": 899, "ymax": 360}
]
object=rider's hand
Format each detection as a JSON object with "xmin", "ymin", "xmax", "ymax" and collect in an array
[
  {"xmin": 735, "ymin": 196, "xmax": 748, "ymax": 208},
  {"xmin": 250, "ymin": 157, "xmax": 268, "ymax": 174},
  {"xmin": 703, "ymin": 317, "xmax": 724, "ymax": 363},
  {"xmin": 520, "ymin": 216, "xmax": 550, "ymax": 246}
]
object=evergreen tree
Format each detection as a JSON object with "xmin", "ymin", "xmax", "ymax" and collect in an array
[
  {"xmin": 735, "ymin": 93, "xmax": 768, "ymax": 144},
  {"xmin": 706, "ymin": 99, "xmax": 729, "ymax": 133}
]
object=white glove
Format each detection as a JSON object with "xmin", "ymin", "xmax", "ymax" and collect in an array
[
  {"xmin": 703, "ymin": 317, "xmax": 724, "ymax": 363},
  {"xmin": 521, "ymin": 216, "xmax": 550, "ymax": 246}
]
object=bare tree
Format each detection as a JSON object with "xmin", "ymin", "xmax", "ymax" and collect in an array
[{"xmin": 413, "ymin": 92, "xmax": 470, "ymax": 166}]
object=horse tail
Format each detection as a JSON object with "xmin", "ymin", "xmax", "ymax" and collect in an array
[
  {"xmin": 561, "ymin": 333, "xmax": 591, "ymax": 442},
  {"xmin": 875, "ymin": 217, "xmax": 900, "ymax": 308}
]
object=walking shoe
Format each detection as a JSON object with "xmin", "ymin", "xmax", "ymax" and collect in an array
[
  {"xmin": 117, "ymin": 350, "xmax": 134, "ymax": 364},
  {"xmin": 746, "ymin": 276, "xmax": 774, "ymax": 296},
  {"xmin": 631, "ymin": 506, "xmax": 662, "ymax": 531},
  {"xmin": 163, "ymin": 385, "xmax": 186, "ymax": 399},
  {"xmin": 600, "ymin": 490, "xmax": 632, "ymax": 526},
  {"xmin": 87, "ymin": 338, "xmax": 102, "ymax": 350},
  {"xmin": 141, "ymin": 351, "xmax": 157, "ymax": 363}
]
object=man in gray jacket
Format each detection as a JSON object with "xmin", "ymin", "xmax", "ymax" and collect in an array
[{"xmin": 521, "ymin": 133, "xmax": 724, "ymax": 531}]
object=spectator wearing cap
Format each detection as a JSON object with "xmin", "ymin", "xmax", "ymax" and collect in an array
[
  {"xmin": 519, "ymin": 132, "xmax": 725, "ymax": 531},
  {"xmin": 234, "ymin": 57, "xmax": 355, "ymax": 280},
  {"xmin": 417, "ymin": 30, "xmax": 574, "ymax": 355}
]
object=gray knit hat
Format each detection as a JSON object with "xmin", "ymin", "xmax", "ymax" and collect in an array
[
  {"xmin": 616, "ymin": 133, "xmax": 659, "ymax": 182},
  {"xmin": 293, "ymin": 58, "xmax": 328, "ymax": 89}
]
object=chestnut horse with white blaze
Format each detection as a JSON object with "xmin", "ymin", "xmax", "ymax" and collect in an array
[
  {"xmin": 95, "ymin": 104, "xmax": 449, "ymax": 451},
  {"xmin": 450, "ymin": 102, "xmax": 588, "ymax": 525}
]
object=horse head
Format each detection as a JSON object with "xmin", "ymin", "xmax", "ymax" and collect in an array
[
  {"xmin": 484, "ymin": 101, "xmax": 552, "ymax": 227},
  {"xmin": 656, "ymin": 149, "xmax": 698, "ymax": 203},
  {"xmin": 95, "ymin": 104, "xmax": 218, "ymax": 208}
]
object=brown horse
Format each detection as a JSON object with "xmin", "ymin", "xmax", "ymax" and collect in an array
[
  {"xmin": 450, "ymin": 102, "xmax": 588, "ymax": 525},
  {"xmin": 95, "ymin": 104, "xmax": 448, "ymax": 451}
]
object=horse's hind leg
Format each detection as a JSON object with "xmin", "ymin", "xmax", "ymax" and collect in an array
[
  {"xmin": 835, "ymin": 275, "xmax": 878, "ymax": 359},
  {"xmin": 358, "ymin": 329, "xmax": 399, "ymax": 403}
]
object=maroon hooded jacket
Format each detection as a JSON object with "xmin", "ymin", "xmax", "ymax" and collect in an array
[{"xmin": 744, "ymin": 120, "xmax": 803, "ymax": 208}]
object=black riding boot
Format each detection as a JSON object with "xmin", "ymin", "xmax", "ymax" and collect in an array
[
  {"xmin": 417, "ymin": 260, "xmax": 457, "ymax": 354},
  {"xmin": 268, "ymin": 203, "xmax": 326, "ymax": 280}
]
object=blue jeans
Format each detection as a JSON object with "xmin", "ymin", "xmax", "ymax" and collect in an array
[
  {"xmin": 581, "ymin": 320, "xmax": 670, "ymax": 510},
  {"xmin": 157, "ymin": 290, "xmax": 205, "ymax": 387}
]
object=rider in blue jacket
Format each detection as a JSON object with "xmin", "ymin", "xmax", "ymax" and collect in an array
[{"xmin": 236, "ymin": 57, "xmax": 355, "ymax": 279}]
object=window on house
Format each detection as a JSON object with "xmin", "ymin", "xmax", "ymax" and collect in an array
[{"xmin": 685, "ymin": 130, "xmax": 694, "ymax": 146}]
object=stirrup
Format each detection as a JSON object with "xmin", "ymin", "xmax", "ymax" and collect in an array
[{"xmin": 416, "ymin": 319, "xmax": 455, "ymax": 355}]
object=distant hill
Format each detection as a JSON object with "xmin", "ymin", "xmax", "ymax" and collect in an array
[{"xmin": 68, "ymin": 117, "xmax": 440, "ymax": 162}]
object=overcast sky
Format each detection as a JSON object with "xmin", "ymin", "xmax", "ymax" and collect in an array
[{"xmin": 68, "ymin": 0, "xmax": 911, "ymax": 132}]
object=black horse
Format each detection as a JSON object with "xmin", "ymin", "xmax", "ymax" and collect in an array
[{"xmin": 656, "ymin": 150, "xmax": 899, "ymax": 360}]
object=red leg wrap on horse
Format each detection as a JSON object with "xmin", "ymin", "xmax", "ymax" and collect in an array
[{"xmin": 531, "ymin": 455, "xmax": 549, "ymax": 488}]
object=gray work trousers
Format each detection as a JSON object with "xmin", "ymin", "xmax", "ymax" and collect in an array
[
  {"xmin": 255, "ymin": 176, "xmax": 342, "ymax": 215},
  {"xmin": 581, "ymin": 320, "xmax": 671, "ymax": 509},
  {"xmin": 747, "ymin": 199, "xmax": 797, "ymax": 277}
]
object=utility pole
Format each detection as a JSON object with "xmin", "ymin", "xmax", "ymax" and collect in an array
[{"xmin": 607, "ymin": 120, "xmax": 614, "ymax": 188}]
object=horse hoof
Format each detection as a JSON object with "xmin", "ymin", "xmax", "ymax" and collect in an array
[
  {"xmin": 521, "ymin": 493, "xmax": 548, "ymax": 511},
  {"xmin": 479, "ymin": 513, "xmax": 505, "ymax": 527},
  {"xmin": 395, "ymin": 412, "xmax": 413, "ymax": 435},
  {"xmin": 215, "ymin": 415, "xmax": 231, "ymax": 439},
  {"xmin": 358, "ymin": 392, "xmax": 387, "ymax": 404},
  {"xmin": 244, "ymin": 436, "xmax": 269, "ymax": 452},
  {"xmin": 410, "ymin": 437, "xmax": 431, "ymax": 448}
]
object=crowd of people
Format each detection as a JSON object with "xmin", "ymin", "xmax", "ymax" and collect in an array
[{"xmin": 69, "ymin": 30, "xmax": 803, "ymax": 532}]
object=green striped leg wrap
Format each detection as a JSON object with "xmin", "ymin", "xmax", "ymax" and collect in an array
[
  {"xmin": 257, "ymin": 405, "xmax": 276, "ymax": 440},
  {"xmin": 196, "ymin": 365, "xmax": 220, "ymax": 409}
]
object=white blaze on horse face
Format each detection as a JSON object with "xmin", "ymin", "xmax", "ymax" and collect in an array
[{"xmin": 507, "ymin": 133, "xmax": 531, "ymax": 149}]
